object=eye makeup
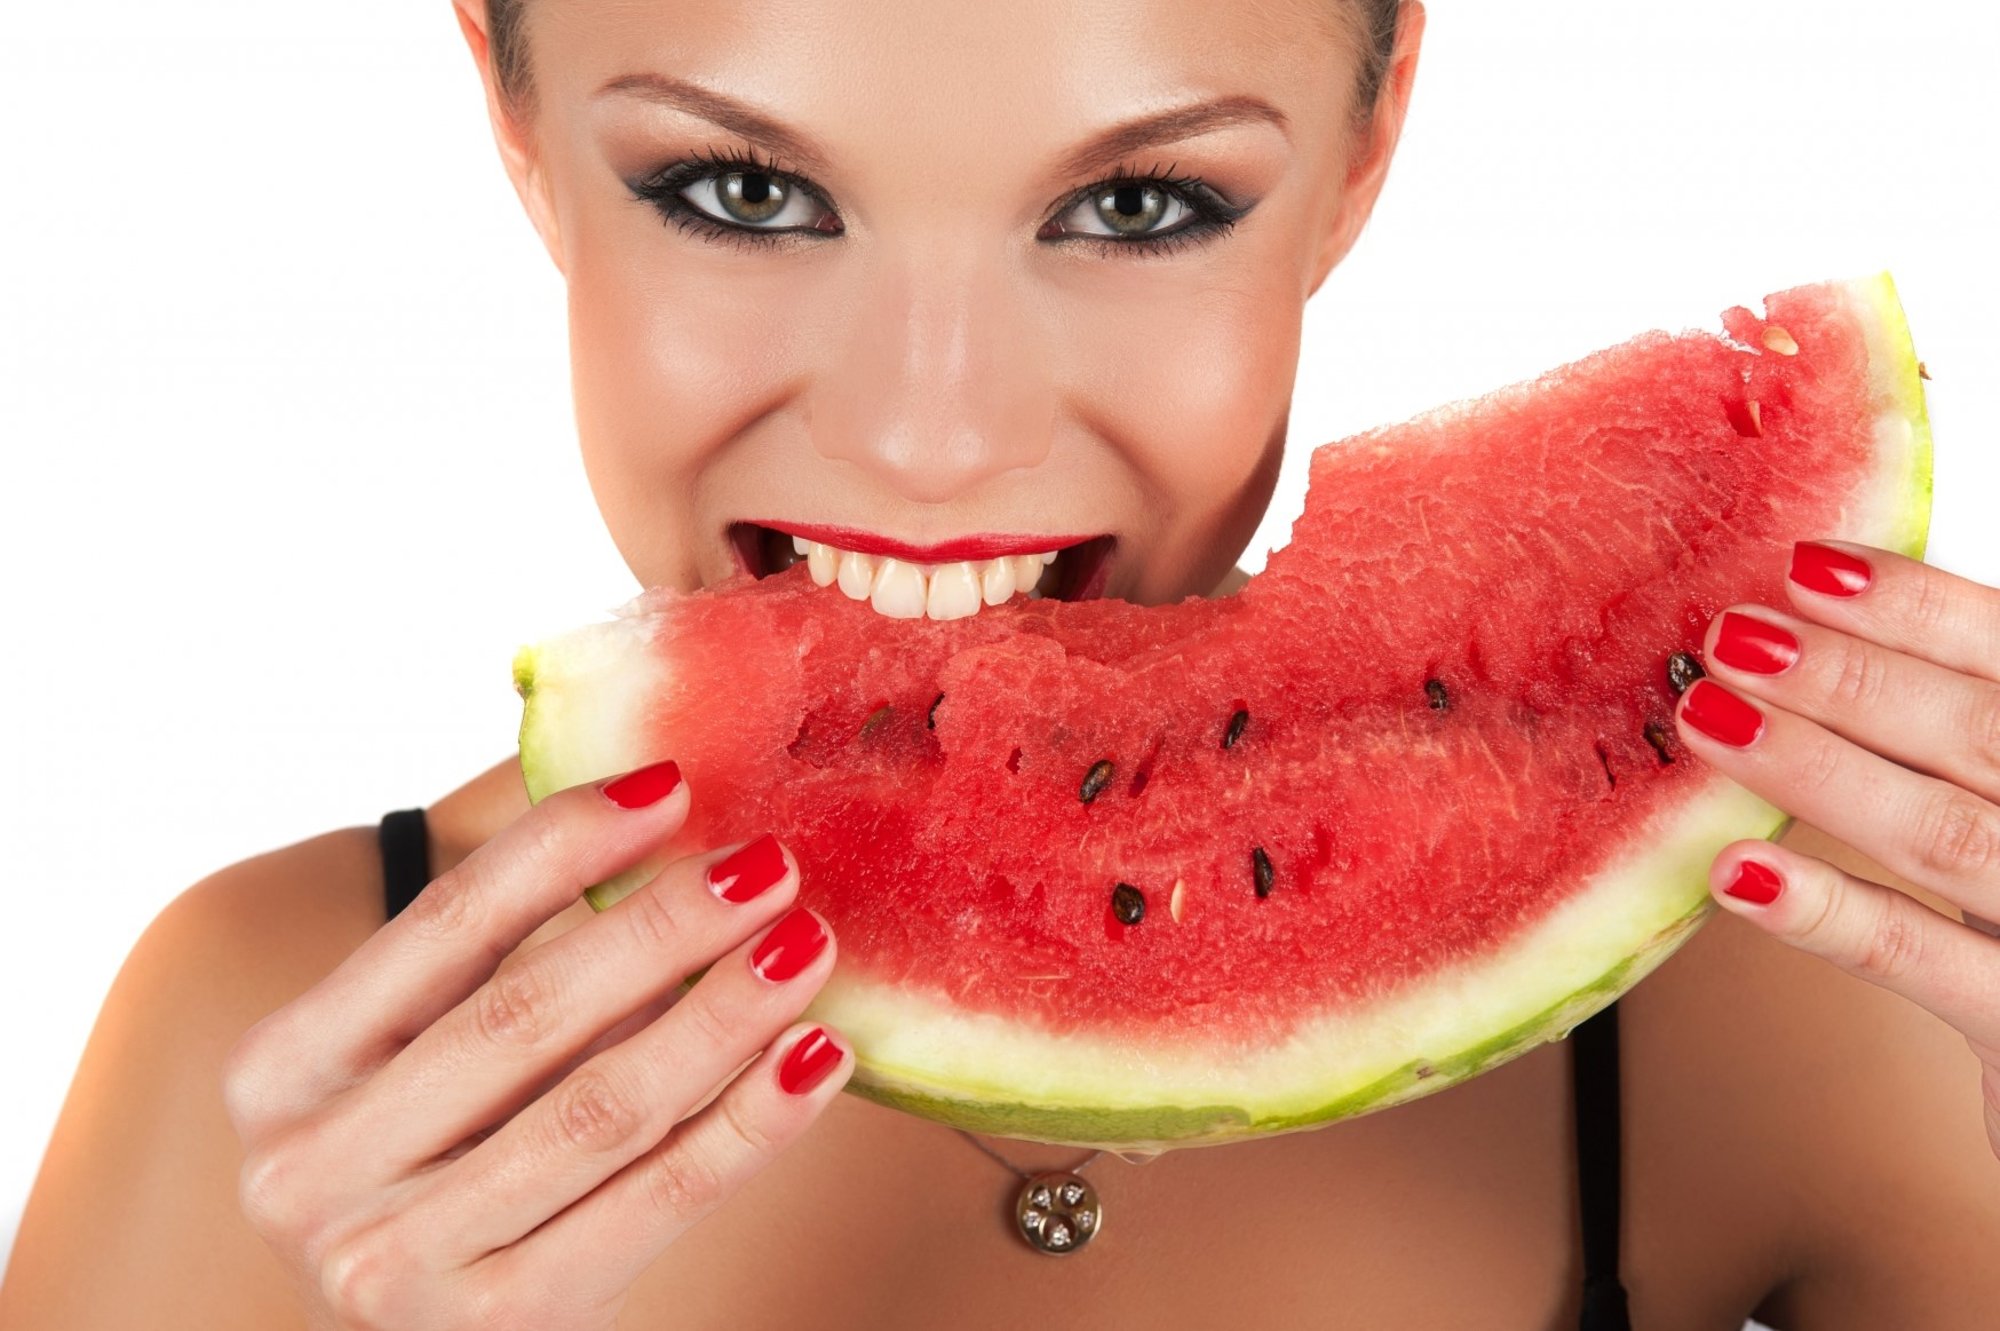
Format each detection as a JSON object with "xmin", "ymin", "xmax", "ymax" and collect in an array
[{"xmin": 624, "ymin": 143, "xmax": 1257, "ymax": 258}]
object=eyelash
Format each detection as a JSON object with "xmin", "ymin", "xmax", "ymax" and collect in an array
[{"xmin": 625, "ymin": 144, "xmax": 1252, "ymax": 259}]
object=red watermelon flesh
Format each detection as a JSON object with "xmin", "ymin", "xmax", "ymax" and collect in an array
[{"xmin": 515, "ymin": 275, "xmax": 1931, "ymax": 1149}]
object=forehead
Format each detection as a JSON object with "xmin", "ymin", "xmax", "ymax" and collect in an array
[{"xmin": 530, "ymin": 0, "xmax": 1356, "ymax": 164}]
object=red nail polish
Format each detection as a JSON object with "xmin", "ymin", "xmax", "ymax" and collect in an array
[
  {"xmin": 599, "ymin": 759, "xmax": 682, "ymax": 809},
  {"xmin": 778, "ymin": 1026, "xmax": 843, "ymax": 1095},
  {"xmin": 707, "ymin": 834, "xmax": 788, "ymax": 903},
  {"xmin": 1680, "ymin": 679, "xmax": 1766, "ymax": 747},
  {"xmin": 752, "ymin": 907, "xmax": 828, "ymax": 983},
  {"xmin": 1790, "ymin": 541, "xmax": 1871, "ymax": 596},
  {"xmin": 1723, "ymin": 858, "xmax": 1783, "ymax": 905},
  {"xmin": 1712, "ymin": 611, "xmax": 1801, "ymax": 675}
]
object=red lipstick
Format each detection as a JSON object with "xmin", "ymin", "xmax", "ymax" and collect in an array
[{"xmin": 752, "ymin": 521, "xmax": 1098, "ymax": 564}]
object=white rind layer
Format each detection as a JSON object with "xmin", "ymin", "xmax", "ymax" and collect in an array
[
  {"xmin": 514, "ymin": 615, "xmax": 667, "ymax": 909},
  {"xmin": 1840, "ymin": 272, "xmax": 1934, "ymax": 560}
]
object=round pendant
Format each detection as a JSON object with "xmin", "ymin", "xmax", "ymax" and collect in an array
[{"xmin": 1014, "ymin": 1170, "xmax": 1101, "ymax": 1254}]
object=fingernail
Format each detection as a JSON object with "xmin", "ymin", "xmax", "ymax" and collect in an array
[
  {"xmin": 1713, "ymin": 611, "xmax": 1801, "ymax": 675},
  {"xmin": 779, "ymin": 1026, "xmax": 843, "ymax": 1095},
  {"xmin": 1680, "ymin": 679, "xmax": 1766, "ymax": 747},
  {"xmin": 1790, "ymin": 541, "xmax": 1871, "ymax": 597},
  {"xmin": 707, "ymin": 834, "xmax": 788, "ymax": 903},
  {"xmin": 751, "ymin": 907, "xmax": 828, "ymax": 983},
  {"xmin": 1723, "ymin": 858, "xmax": 1783, "ymax": 905},
  {"xmin": 598, "ymin": 759, "xmax": 683, "ymax": 809}
]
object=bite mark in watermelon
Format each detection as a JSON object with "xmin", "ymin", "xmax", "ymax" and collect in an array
[{"xmin": 513, "ymin": 274, "xmax": 1931, "ymax": 1150}]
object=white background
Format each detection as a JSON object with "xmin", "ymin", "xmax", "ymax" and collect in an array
[{"xmin": 1, "ymin": 0, "xmax": 1994, "ymax": 1302}]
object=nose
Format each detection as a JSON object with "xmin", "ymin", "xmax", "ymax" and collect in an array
[{"xmin": 809, "ymin": 242, "xmax": 1055, "ymax": 505}]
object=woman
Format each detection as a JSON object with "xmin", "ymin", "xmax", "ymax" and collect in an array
[{"xmin": 4, "ymin": 0, "xmax": 1997, "ymax": 1326}]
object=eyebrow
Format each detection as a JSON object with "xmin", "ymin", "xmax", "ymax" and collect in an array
[
  {"xmin": 599, "ymin": 73, "xmax": 837, "ymax": 176},
  {"xmin": 597, "ymin": 74, "xmax": 1289, "ymax": 182},
  {"xmin": 1056, "ymin": 95, "xmax": 1290, "ymax": 178}
]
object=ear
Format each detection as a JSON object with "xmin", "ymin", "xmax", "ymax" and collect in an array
[
  {"xmin": 1306, "ymin": 0, "xmax": 1426, "ymax": 298},
  {"xmin": 452, "ymin": 0, "xmax": 566, "ymax": 275}
]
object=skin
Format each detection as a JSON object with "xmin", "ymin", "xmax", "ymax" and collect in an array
[
  {"xmin": 504, "ymin": 0, "xmax": 1384, "ymax": 609},
  {"xmin": 5, "ymin": 1, "xmax": 2000, "ymax": 1326}
]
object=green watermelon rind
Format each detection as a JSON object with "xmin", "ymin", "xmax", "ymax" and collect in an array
[
  {"xmin": 837, "ymin": 886, "xmax": 1731, "ymax": 1145},
  {"xmin": 511, "ymin": 273, "xmax": 1931, "ymax": 1150}
]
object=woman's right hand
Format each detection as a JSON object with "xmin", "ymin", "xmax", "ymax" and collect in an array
[{"xmin": 221, "ymin": 759, "xmax": 850, "ymax": 1330}]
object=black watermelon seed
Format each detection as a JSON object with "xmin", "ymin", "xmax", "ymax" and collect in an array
[
  {"xmin": 927, "ymin": 692, "xmax": 944, "ymax": 730},
  {"xmin": 1643, "ymin": 720, "xmax": 1675, "ymax": 764},
  {"xmin": 1424, "ymin": 678, "xmax": 1449, "ymax": 711},
  {"xmin": 1252, "ymin": 846, "xmax": 1275, "ymax": 899},
  {"xmin": 1222, "ymin": 708, "xmax": 1250, "ymax": 749},
  {"xmin": 1112, "ymin": 882, "xmax": 1146, "ymax": 925},
  {"xmin": 1080, "ymin": 759, "xmax": 1116, "ymax": 804},
  {"xmin": 1666, "ymin": 651, "xmax": 1706, "ymax": 696},
  {"xmin": 859, "ymin": 704, "xmax": 894, "ymax": 738}
]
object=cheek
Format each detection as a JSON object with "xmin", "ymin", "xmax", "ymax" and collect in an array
[
  {"xmin": 561, "ymin": 212, "xmax": 812, "ymax": 578},
  {"xmin": 567, "ymin": 240, "xmax": 801, "ymax": 476},
  {"xmin": 1062, "ymin": 262, "xmax": 1301, "ymax": 507}
]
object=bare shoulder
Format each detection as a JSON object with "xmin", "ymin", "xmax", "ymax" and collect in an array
[
  {"xmin": 1621, "ymin": 820, "xmax": 2000, "ymax": 1328},
  {"xmin": 0, "ymin": 758, "xmax": 525, "ymax": 1326}
]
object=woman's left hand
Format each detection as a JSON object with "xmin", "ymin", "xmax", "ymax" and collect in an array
[{"xmin": 1673, "ymin": 538, "xmax": 2000, "ymax": 1163}]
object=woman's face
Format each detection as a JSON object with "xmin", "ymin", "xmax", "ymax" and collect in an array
[{"xmin": 461, "ymin": 0, "xmax": 1420, "ymax": 614}]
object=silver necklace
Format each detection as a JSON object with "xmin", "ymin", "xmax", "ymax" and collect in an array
[{"xmin": 955, "ymin": 1128, "xmax": 1107, "ymax": 1254}]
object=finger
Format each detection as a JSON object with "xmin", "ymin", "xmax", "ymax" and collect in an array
[
  {"xmin": 1784, "ymin": 540, "xmax": 2000, "ymax": 686},
  {"xmin": 1673, "ymin": 678, "xmax": 2000, "ymax": 920},
  {"xmin": 411, "ymin": 902, "xmax": 837, "ymax": 1262},
  {"xmin": 427, "ymin": 988, "xmax": 689, "ymax": 1169},
  {"xmin": 1705, "ymin": 839, "xmax": 2000, "ymax": 1047},
  {"xmin": 231, "ymin": 759, "xmax": 690, "ymax": 1126},
  {"xmin": 1697, "ymin": 601, "xmax": 2000, "ymax": 806},
  {"xmin": 514, "ymin": 985, "xmax": 690, "ymax": 1123},
  {"xmin": 326, "ymin": 836, "xmax": 800, "ymax": 1176},
  {"xmin": 483, "ymin": 1022, "xmax": 851, "ymax": 1316}
]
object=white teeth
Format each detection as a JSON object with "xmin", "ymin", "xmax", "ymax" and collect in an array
[
  {"xmin": 1011, "ymin": 554, "xmax": 1045, "ymax": 594},
  {"xmin": 980, "ymin": 556, "xmax": 1016, "ymax": 606},
  {"xmin": 869, "ymin": 557, "xmax": 927, "ymax": 618},
  {"xmin": 806, "ymin": 541, "xmax": 838, "ymax": 587},
  {"xmin": 925, "ymin": 560, "xmax": 981, "ymax": 620},
  {"xmin": 836, "ymin": 549, "xmax": 876, "ymax": 600},
  {"xmin": 789, "ymin": 536, "xmax": 1072, "ymax": 619}
]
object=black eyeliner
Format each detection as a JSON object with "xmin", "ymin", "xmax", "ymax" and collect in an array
[{"xmin": 626, "ymin": 145, "xmax": 1256, "ymax": 256}]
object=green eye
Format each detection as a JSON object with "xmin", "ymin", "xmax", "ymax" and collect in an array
[
  {"xmin": 1057, "ymin": 181, "xmax": 1195, "ymax": 238},
  {"xmin": 682, "ymin": 171, "xmax": 826, "ymax": 229},
  {"xmin": 1091, "ymin": 184, "xmax": 1181, "ymax": 235}
]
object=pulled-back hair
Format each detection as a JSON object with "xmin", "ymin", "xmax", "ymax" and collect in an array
[
  {"xmin": 1346, "ymin": 0, "xmax": 1405, "ymax": 115},
  {"xmin": 484, "ymin": 0, "xmax": 1403, "ymax": 125}
]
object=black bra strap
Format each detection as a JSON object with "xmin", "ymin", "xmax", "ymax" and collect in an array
[
  {"xmin": 1573, "ymin": 999, "xmax": 1632, "ymax": 1330},
  {"xmin": 378, "ymin": 807, "xmax": 432, "ymax": 921}
]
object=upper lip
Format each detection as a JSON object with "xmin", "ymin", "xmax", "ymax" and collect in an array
[{"xmin": 750, "ymin": 520, "xmax": 1102, "ymax": 564}]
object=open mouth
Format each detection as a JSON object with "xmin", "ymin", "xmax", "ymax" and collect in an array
[{"xmin": 728, "ymin": 522, "xmax": 1116, "ymax": 620}]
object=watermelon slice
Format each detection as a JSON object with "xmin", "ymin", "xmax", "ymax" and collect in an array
[{"xmin": 514, "ymin": 274, "xmax": 1931, "ymax": 1151}]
